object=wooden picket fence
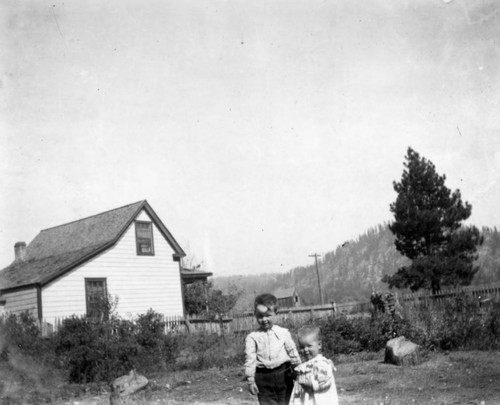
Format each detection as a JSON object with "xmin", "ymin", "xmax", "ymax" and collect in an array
[
  {"xmin": 229, "ymin": 300, "xmax": 372, "ymax": 333},
  {"xmin": 35, "ymin": 301, "xmax": 370, "ymax": 336},
  {"xmin": 395, "ymin": 281, "xmax": 500, "ymax": 306},
  {"xmin": 9, "ymin": 282, "xmax": 500, "ymax": 337},
  {"xmin": 222, "ymin": 282, "xmax": 500, "ymax": 331},
  {"xmin": 36, "ymin": 314, "xmax": 234, "ymax": 337}
]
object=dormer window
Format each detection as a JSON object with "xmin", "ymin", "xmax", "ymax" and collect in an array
[{"xmin": 135, "ymin": 221, "xmax": 154, "ymax": 255}]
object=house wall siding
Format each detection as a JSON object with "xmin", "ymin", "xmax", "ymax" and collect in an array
[
  {"xmin": 1, "ymin": 287, "xmax": 38, "ymax": 316},
  {"xmin": 42, "ymin": 209, "xmax": 184, "ymax": 325}
]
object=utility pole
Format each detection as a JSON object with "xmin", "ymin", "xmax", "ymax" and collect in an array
[{"xmin": 309, "ymin": 253, "xmax": 323, "ymax": 305}]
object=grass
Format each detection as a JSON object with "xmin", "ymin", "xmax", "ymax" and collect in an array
[{"xmin": 2, "ymin": 350, "xmax": 497, "ymax": 404}]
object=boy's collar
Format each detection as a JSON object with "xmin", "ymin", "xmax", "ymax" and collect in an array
[{"xmin": 257, "ymin": 324, "xmax": 279, "ymax": 334}]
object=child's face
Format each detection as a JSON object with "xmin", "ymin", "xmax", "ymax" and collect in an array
[
  {"xmin": 298, "ymin": 333, "xmax": 321, "ymax": 361},
  {"xmin": 255, "ymin": 304, "xmax": 276, "ymax": 330}
]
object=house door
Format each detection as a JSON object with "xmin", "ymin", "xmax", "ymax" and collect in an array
[{"xmin": 85, "ymin": 278, "xmax": 107, "ymax": 318}]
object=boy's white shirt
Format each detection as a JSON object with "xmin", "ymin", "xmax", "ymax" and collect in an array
[{"xmin": 244, "ymin": 325, "xmax": 301, "ymax": 382}]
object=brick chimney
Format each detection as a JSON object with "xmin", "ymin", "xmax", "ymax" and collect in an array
[{"xmin": 14, "ymin": 241, "xmax": 27, "ymax": 262}]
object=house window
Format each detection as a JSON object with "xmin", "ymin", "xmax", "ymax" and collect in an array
[
  {"xmin": 85, "ymin": 278, "xmax": 107, "ymax": 318},
  {"xmin": 135, "ymin": 221, "xmax": 154, "ymax": 255}
]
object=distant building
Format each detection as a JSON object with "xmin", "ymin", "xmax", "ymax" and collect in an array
[
  {"xmin": 274, "ymin": 287, "xmax": 301, "ymax": 309},
  {"xmin": 181, "ymin": 268, "xmax": 213, "ymax": 285}
]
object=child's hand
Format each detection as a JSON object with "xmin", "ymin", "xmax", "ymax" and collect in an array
[
  {"xmin": 297, "ymin": 374, "xmax": 313, "ymax": 389},
  {"xmin": 318, "ymin": 378, "xmax": 331, "ymax": 390},
  {"xmin": 248, "ymin": 382, "xmax": 259, "ymax": 395}
]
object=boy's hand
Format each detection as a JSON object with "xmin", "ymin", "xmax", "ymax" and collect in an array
[{"xmin": 248, "ymin": 382, "xmax": 259, "ymax": 395}]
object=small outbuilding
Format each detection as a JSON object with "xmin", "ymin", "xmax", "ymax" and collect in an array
[{"xmin": 274, "ymin": 287, "xmax": 301, "ymax": 309}]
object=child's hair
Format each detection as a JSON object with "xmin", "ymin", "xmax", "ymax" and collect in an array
[
  {"xmin": 297, "ymin": 325, "xmax": 321, "ymax": 342},
  {"xmin": 254, "ymin": 293, "xmax": 278, "ymax": 312}
]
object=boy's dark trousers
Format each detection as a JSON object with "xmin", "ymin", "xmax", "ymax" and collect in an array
[{"xmin": 255, "ymin": 362, "xmax": 294, "ymax": 405}]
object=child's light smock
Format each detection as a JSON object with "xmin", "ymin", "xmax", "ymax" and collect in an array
[{"xmin": 290, "ymin": 354, "xmax": 339, "ymax": 405}]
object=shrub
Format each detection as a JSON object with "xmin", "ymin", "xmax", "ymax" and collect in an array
[
  {"xmin": 172, "ymin": 332, "xmax": 245, "ymax": 371},
  {"xmin": 132, "ymin": 310, "xmax": 179, "ymax": 373},
  {"xmin": 54, "ymin": 315, "xmax": 139, "ymax": 383},
  {"xmin": 53, "ymin": 309, "xmax": 183, "ymax": 382},
  {"xmin": 0, "ymin": 311, "xmax": 51, "ymax": 358},
  {"xmin": 319, "ymin": 313, "xmax": 416, "ymax": 356},
  {"xmin": 399, "ymin": 295, "xmax": 500, "ymax": 351},
  {"xmin": 482, "ymin": 303, "xmax": 500, "ymax": 349},
  {"xmin": 434, "ymin": 296, "xmax": 499, "ymax": 350},
  {"xmin": 135, "ymin": 309, "xmax": 165, "ymax": 348}
]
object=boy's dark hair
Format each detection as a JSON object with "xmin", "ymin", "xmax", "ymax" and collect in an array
[{"xmin": 254, "ymin": 293, "xmax": 278, "ymax": 312}]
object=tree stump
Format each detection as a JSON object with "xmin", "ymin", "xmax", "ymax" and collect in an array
[{"xmin": 109, "ymin": 369, "xmax": 149, "ymax": 405}]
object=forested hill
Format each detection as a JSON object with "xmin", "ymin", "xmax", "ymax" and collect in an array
[{"xmin": 214, "ymin": 225, "xmax": 500, "ymax": 312}]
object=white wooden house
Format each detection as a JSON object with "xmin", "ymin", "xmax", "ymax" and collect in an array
[{"xmin": 0, "ymin": 200, "xmax": 202, "ymax": 327}]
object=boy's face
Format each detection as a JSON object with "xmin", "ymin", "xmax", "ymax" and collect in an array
[
  {"xmin": 255, "ymin": 304, "xmax": 276, "ymax": 331},
  {"xmin": 298, "ymin": 333, "xmax": 321, "ymax": 361}
]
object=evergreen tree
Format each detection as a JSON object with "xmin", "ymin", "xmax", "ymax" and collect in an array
[{"xmin": 383, "ymin": 147, "xmax": 483, "ymax": 293}]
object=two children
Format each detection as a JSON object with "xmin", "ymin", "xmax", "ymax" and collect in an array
[{"xmin": 245, "ymin": 294, "xmax": 338, "ymax": 405}]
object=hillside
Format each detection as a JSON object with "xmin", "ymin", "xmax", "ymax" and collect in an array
[{"xmin": 214, "ymin": 225, "xmax": 500, "ymax": 312}]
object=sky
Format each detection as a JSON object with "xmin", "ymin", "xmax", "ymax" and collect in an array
[{"xmin": 1, "ymin": 0, "xmax": 499, "ymax": 276}]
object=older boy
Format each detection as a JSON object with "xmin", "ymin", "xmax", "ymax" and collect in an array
[{"xmin": 244, "ymin": 293, "xmax": 301, "ymax": 405}]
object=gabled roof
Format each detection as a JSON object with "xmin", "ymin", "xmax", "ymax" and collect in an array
[
  {"xmin": 273, "ymin": 287, "xmax": 297, "ymax": 299},
  {"xmin": 0, "ymin": 200, "xmax": 185, "ymax": 292}
]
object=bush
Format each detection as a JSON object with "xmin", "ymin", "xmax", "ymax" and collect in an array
[
  {"xmin": 0, "ymin": 311, "xmax": 51, "ymax": 358},
  {"xmin": 135, "ymin": 310, "xmax": 165, "ymax": 348},
  {"xmin": 132, "ymin": 310, "xmax": 179, "ymax": 373},
  {"xmin": 53, "ymin": 309, "xmax": 183, "ymax": 382},
  {"xmin": 54, "ymin": 315, "xmax": 139, "ymax": 383},
  {"xmin": 319, "ymin": 313, "xmax": 416, "ymax": 357},
  {"xmin": 317, "ymin": 297, "xmax": 500, "ymax": 358},
  {"xmin": 399, "ymin": 295, "xmax": 500, "ymax": 351},
  {"xmin": 431, "ymin": 296, "xmax": 499, "ymax": 350},
  {"xmin": 171, "ymin": 332, "xmax": 245, "ymax": 371}
]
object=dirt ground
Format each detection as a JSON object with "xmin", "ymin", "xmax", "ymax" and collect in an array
[
  {"xmin": 2, "ymin": 350, "xmax": 499, "ymax": 404},
  {"xmin": 47, "ymin": 350, "xmax": 500, "ymax": 405}
]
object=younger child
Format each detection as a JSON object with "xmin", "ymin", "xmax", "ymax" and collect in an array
[
  {"xmin": 290, "ymin": 325, "xmax": 339, "ymax": 405},
  {"xmin": 245, "ymin": 293, "xmax": 301, "ymax": 405}
]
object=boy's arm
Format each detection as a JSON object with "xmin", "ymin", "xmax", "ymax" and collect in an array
[
  {"xmin": 283, "ymin": 329, "xmax": 301, "ymax": 366},
  {"xmin": 244, "ymin": 334, "xmax": 257, "ymax": 383},
  {"xmin": 244, "ymin": 334, "xmax": 259, "ymax": 395}
]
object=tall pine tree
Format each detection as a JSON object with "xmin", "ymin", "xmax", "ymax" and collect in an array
[{"xmin": 383, "ymin": 147, "xmax": 483, "ymax": 293}]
